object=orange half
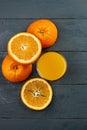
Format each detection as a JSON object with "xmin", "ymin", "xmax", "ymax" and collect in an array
[
  {"xmin": 21, "ymin": 78, "xmax": 53, "ymax": 110},
  {"xmin": 8, "ymin": 32, "xmax": 42, "ymax": 64}
]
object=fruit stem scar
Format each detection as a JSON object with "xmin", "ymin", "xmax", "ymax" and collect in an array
[
  {"xmin": 40, "ymin": 30, "xmax": 44, "ymax": 33},
  {"xmin": 13, "ymin": 65, "xmax": 18, "ymax": 70}
]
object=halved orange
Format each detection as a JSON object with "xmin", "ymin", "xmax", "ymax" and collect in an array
[
  {"xmin": 20, "ymin": 78, "xmax": 53, "ymax": 110},
  {"xmin": 8, "ymin": 32, "xmax": 42, "ymax": 64}
]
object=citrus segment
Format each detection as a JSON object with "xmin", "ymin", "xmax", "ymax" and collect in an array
[
  {"xmin": 21, "ymin": 78, "xmax": 53, "ymax": 110},
  {"xmin": 8, "ymin": 32, "xmax": 42, "ymax": 64},
  {"xmin": 27, "ymin": 19, "xmax": 58, "ymax": 48},
  {"xmin": 2, "ymin": 55, "xmax": 32, "ymax": 82},
  {"xmin": 37, "ymin": 52, "xmax": 67, "ymax": 81}
]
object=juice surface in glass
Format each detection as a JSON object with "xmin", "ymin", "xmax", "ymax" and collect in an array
[{"xmin": 37, "ymin": 52, "xmax": 67, "ymax": 81}]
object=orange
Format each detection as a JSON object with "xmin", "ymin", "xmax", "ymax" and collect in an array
[
  {"xmin": 27, "ymin": 19, "xmax": 58, "ymax": 48},
  {"xmin": 37, "ymin": 52, "xmax": 67, "ymax": 81},
  {"xmin": 21, "ymin": 78, "xmax": 53, "ymax": 110},
  {"xmin": 8, "ymin": 32, "xmax": 42, "ymax": 64},
  {"xmin": 2, "ymin": 55, "xmax": 32, "ymax": 82}
]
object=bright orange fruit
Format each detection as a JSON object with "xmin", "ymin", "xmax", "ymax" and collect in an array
[
  {"xmin": 8, "ymin": 32, "xmax": 42, "ymax": 64},
  {"xmin": 27, "ymin": 19, "xmax": 58, "ymax": 48},
  {"xmin": 21, "ymin": 78, "xmax": 53, "ymax": 110},
  {"xmin": 2, "ymin": 55, "xmax": 32, "ymax": 82}
]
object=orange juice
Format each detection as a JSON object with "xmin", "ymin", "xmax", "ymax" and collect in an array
[{"xmin": 37, "ymin": 52, "xmax": 67, "ymax": 81}]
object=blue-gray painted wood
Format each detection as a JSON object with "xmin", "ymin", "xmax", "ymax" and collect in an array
[
  {"xmin": 0, "ymin": 119, "xmax": 87, "ymax": 130},
  {"xmin": 0, "ymin": 19, "xmax": 87, "ymax": 51},
  {"xmin": 0, "ymin": 0, "xmax": 87, "ymax": 129},
  {"xmin": 0, "ymin": 0, "xmax": 87, "ymax": 18},
  {"xmin": 0, "ymin": 52, "xmax": 87, "ymax": 85},
  {"xmin": 0, "ymin": 84, "xmax": 87, "ymax": 119}
]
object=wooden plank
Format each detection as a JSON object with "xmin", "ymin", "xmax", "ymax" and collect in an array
[
  {"xmin": 0, "ymin": 84, "xmax": 87, "ymax": 119},
  {"xmin": 0, "ymin": 119, "xmax": 87, "ymax": 130},
  {"xmin": 0, "ymin": 19, "xmax": 87, "ymax": 51},
  {"xmin": 0, "ymin": 0, "xmax": 86, "ymax": 129},
  {"xmin": 0, "ymin": 52, "xmax": 87, "ymax": 85},
  {"xmin": 1, "ymin": 52, "xmax": 87, "ymax": 118},
  {"xmin": 0, "ymin": 0, "xmax": 87, "ymax": 18}
]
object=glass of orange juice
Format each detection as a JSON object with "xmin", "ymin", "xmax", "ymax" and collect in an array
[{"xmin": 37, "ymin": 51, "xmax": 67, "ymax": 81}]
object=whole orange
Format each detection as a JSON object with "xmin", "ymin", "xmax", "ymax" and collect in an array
[
  {"xmin": 2, "ymin": 55, "xmax": 32, "ymax": 82},
  {"xmin": 27, "ymin": 19, "xmax": 58, "ymax": 48}
]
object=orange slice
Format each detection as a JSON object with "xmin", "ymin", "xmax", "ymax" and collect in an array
[
  {"xmin": 21, "ymin": 78, "xmax": 53, "ymax": 110},
  {"xmin": 37, "ymin": 52, "xmax": 67, "ymax": 81},
  {"xmin": 8, "ymin": 32, "xmax": 42, "ymax": 64}
]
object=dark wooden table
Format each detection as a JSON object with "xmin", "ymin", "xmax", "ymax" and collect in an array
[{"xmin": 0, "ymin": 0, "xmax": 87, "ymax": 129}]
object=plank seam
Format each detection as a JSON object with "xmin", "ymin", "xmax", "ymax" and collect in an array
[{"xmin": 0, "ymin": 18, "xmax": 87, "ymax": 20}]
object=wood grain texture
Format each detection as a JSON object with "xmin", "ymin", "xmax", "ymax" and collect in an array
[
  {"xmin": 0, "ymin": 0, "xmax": 87, "ymax": 18},
  {"xmin": 0, "ymin": 84, "xmax": 87, "ymax": 119},
  {"xmin": 0, "ymin": 119, "xmax": 87, "ymax": 130},
  {"xmin": 0, "ymin": 19, "xmax": 87, "ymax": 51},
  {"xmin": 0, "ymin": 51, "xmax": 87, "ymax": 119},
  {"xmin": 0, "ymin": 52, "xmax": 87, "ymax": 85},
  {"xmin": 0, "ymin": 0, "xmax": 87, "ymax": 129}
]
